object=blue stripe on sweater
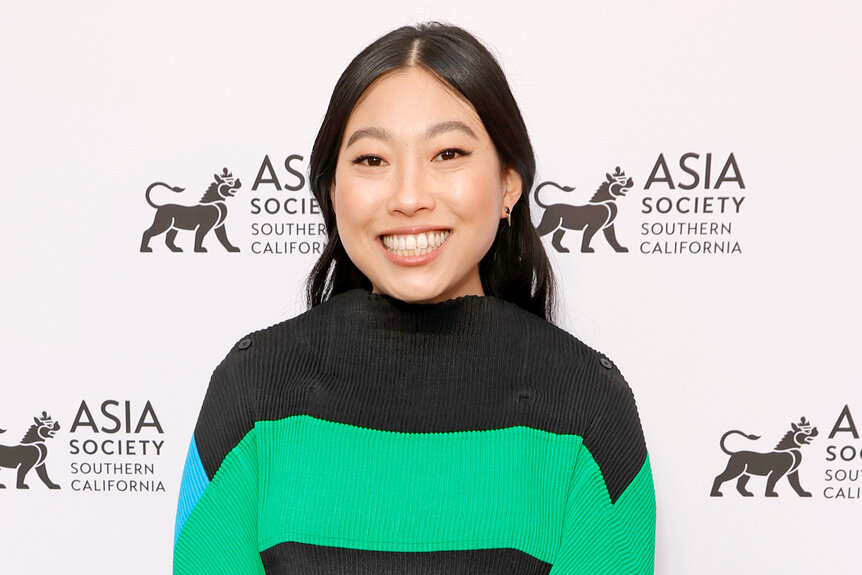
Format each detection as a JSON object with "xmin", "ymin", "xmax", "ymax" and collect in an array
[{"xmin": 174, "ymin": 435, "xmax": 210, "ymax": 547}]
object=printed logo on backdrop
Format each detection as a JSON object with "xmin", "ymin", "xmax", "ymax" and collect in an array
[
  {"xmin": 0, "ymin": 401, "xmax": 167, "ymax": 494},
  {"xmin": 710, "ymin": 417, "xmax": 817, "ymax": 497},
  {"xmin": 140, "ymin": 168, "xmax": 242, "ymax": 253},
  {"xmin": 534, "ymin": 166, "xmax": 633, "ymax": 253},
  {"xmin": 139, "ymin": 155, "xmax": 326, "ymax": 256},
  {"xmin": 69, "ymin": 400, "xmax": 165, "ymax": 493},
  {"xmin": 0, "ymin": 411, "xmax": 61, "ymax": 490},
  {"xmin": 536, "ymin": 153, "xmax": 746, "ymax": 255},
  {"xmin": 710, "ymin": 405, "xmax": 862, "ymax": 502}
]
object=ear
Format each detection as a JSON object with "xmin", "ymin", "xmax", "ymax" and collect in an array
[{"xmin": 500, "ymin": 166, "xmax": 523, "ymax": 218}]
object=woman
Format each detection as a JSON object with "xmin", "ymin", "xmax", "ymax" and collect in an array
[{"xmin": 174, "ymin": 22, "xmax": 655, "ymax": 575}]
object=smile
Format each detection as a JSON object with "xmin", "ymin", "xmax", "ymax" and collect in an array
[{"xmin": 381, "ymin": 230, "xmax": 450, "ymax": 256}]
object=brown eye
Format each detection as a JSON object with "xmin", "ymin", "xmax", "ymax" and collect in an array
[
  {"xmin": 434, "ymin": 148, "xmax": 469, "ymax": 161},
  {"xmin": 353, "ymin": 155, "xmax": 385, "ymax": 167}
]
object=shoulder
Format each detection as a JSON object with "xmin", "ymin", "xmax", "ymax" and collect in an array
[
  {"xmin": 193, "ymin": 294, "xmax": 364, "ymax": 477},
  {"xmin": 215, "ymin": 289, "xmax": 366, "ymax": 373},
  {"xmin": 491, "ymin": 300, "xmax": 647, "ymax": 482},
  {"xmin": 489, "ymin": 297, "xmax": 629, "ymax": 395},
  {"xmin": 518, "ymin": 318, "xmax": 650, "ymax": 502}
]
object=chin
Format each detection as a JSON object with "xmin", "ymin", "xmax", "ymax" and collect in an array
[
  {"xmin": 375, "ymin": 281, "xmax": 479, "ymax": 305},
  {"xmin": 382, "ymin": 288, "xmax": 445, "ymax": 304}
]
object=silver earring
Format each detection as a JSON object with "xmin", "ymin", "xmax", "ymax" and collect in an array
[{"xmin": 505, "ymin": 206, "xmax": 511, "ymax": 227}]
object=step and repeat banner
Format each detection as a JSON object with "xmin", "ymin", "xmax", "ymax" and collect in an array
[{"xmin": 2, "ymin": 2, "xmax": 860, "ymax": 573}]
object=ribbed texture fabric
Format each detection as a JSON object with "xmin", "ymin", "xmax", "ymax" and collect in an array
[
  {"xmin": 173, "ymin": 289, "xmax": 655, "ymax": 574},
  {"xmin": 175, "ymin": 431, "xmax": 263, "ymax": 574},
  {"xmin": 261, "ymin": 543, "xmax": 552, "ymax": 574},
  {"xmin": 553, "ymin": 454, "xmax": 654, "ymax": 574},
  {"xmin": 174, "ymin": 436, "xmax": 209, "ymax": 546},
  {"xmin": 254, "ymin": 417, "xmax": 578, "ymax": 559}
]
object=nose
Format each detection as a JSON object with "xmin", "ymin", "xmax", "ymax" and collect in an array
[{"xmin": 386, "ymin": 158, "xmax": 435, "ymax": 216}]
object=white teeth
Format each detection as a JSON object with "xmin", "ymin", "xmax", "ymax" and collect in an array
[{"xmin": 381, "ymin": 230, "xmax": 450, "ymax": 257}]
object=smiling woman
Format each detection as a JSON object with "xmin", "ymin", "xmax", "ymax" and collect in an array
[
  {"xmin": 332, "ymin": 67, "xmax": 522, "ymax": 304},
  {"xmin": 174, "ymin": 22, "xmax": 656, "ymax": 575},
  {"xmin": 306, "ymin": 23, "xmax": 554, "ymax": 318}
]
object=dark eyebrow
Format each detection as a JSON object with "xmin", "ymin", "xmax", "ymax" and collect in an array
[
  {"xmin": 345, "ymin": 121, "xmax": 477, "ymax": 149},
  {"xmin": 425, "ymin": 120, "xmax": 477, "ymax": 140},
  {"xmin": 345, "ymin": 126, "xmax": 391, "ymax": 149}
]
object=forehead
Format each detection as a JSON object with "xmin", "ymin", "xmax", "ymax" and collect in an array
[{"xmin": 344, "ymin": 67, "xmax": 485, "ymax": 135}]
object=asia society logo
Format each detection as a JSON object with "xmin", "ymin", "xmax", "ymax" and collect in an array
[
  {"xmin": 537, "ymin": 152, "xmax": 746, "ymax": 256},
  {"xmin": 0, "ymin": 400, "xmax": 167, "ymax": 494},
  {"xmin": 710, "ymin": 417, "xmax": 817, "ymax": 497},
  {"xmin": 710, "ymin": 405, "xmax": 862, "ymax": 502},
  {"xmin": 140, "ymin": 168, "xmax": 242, "ymax": 253},
  {"xmin": 139, "ymin": 155, "xmax": 326, "ymax": 256},
  {"xmin": 0, "ymin": 411, "xmax": 61, "ymax": 490}
]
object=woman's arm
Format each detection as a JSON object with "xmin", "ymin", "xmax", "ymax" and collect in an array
[
  {"xmin": 173, "ymin": 342, "xmax": 265, "ymax": 575},
  {"xmin": 551, "ymin": 359, "xmax": 656, "ymax": 574}
]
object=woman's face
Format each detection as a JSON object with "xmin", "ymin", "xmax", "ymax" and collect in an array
[{"xmin": 331, "ymin": 67, "xmax": 522, "ymax": 304}]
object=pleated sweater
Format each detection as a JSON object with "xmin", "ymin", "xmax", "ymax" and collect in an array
[{"xmin": 173, "ymin": 289, "xmax": 655, "ymax": 574}]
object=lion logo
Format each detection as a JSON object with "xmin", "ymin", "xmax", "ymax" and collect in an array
[
  {"xmin": 140, "ymin": 167, "xmax": 241, "ymax": 253},
  {"xmin": 710, "ymin": 417, "xmax": 818, "ymax": 498},
  {"xmin": 534, "ymin": 166, "xmax": 633, "ymax": 253},
  {"xmin": 0, "ymin": 411, "xmax": 61, "ymax": 490}
]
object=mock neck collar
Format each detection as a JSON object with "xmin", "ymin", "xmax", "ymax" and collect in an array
[
  {"xmin": 331, "ymin": 289, "xmax": 508, "ymax": 335},
  {"xmin": 368, "ymin": 290, "xmax": 487, "ymax": 309}
]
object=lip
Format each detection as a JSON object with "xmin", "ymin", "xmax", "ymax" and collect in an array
[
  {"xmin": 379, "ymin": 225, "xmax": 450, "ymax": 236},
  {"xmin": 377, "ymin": 227, "xmax": 451, "ymax": 266}
]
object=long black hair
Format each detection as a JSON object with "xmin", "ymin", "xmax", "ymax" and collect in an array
[{"xmin": 306, "ymin": 22, "xmax": 556, "ymax": 321}]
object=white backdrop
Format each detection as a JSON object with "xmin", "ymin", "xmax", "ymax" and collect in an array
[{"xmin": 2, "ymin": 1, "xmax": 861, "ymax": 573}]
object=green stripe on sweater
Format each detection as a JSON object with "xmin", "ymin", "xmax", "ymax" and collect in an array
[{"xmin": 175, "ymin": 415, "xmax": 654, "ymax": 573}]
